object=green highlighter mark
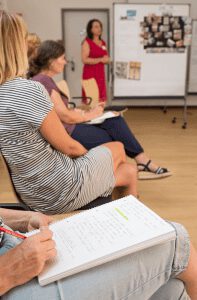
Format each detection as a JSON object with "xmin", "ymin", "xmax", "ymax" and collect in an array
[{"xmin": 115, "ymin": 208, "xmax": 128, "ymax": 221}]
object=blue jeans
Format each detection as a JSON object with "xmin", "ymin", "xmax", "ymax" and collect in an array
[
  {"xmin": 1, "ymin": 222, "xmax": 190, "ymax": 300},
  {"xmin": 71, "ymin": 116, "xmax": 144, "ymax": 158}
]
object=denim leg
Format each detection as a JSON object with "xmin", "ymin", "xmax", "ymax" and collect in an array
[
  {"xmin": 150, "ymin": 278, "xmax": 190, "ymax": 300},
  {"xmin": 2, "ymin": 222, "xmax": 190, "ymax": 300},
  {"xmin": 0, "ymin": 229, "xmax": 22, "ymax": 256}
]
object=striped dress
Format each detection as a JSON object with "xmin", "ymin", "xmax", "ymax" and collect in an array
[
  {"xmin": 0, "ymin": 78, "xmax": 115, "ymax": 214},
  {"xmin": 0, "ymin": 218, "xmax": 4, "ymax": 244}
]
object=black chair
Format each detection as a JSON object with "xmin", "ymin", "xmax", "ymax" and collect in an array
[{"xmin": 0, "ymin": 203, "xmax": 30, "ymax": 211}]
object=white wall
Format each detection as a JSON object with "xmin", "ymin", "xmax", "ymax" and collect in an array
[
  {"xmin": 6, "ymin": 0, "xmax": 118, "ymax": 40},
  {"xmin": 6, "ymin": 0, "xmax": 197, "ymax": 106},
  {"xmin": 0, "ymin": 0, "xmax": 7, "ymax": 10},
  {"xmin": 6, "ymin": 0, "xmax": 197, "ymax": 43}
]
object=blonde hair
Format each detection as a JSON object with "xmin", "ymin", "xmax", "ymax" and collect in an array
[
  {"xmin": 27, "ymin": 33, "xmax": 41, "ymax": 60},
  {"xmin": 0, "ymin": 10, "xmax": 28, "ymax": 85}
]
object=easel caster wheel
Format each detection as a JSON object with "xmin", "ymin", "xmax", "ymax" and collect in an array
[
  {"xmin": 182, "ymin": 123, "xmax": 187, "ymax": 129},
  {"xmin": 172, "ymin": 117, "xmax": 176, "ymax": 124}
]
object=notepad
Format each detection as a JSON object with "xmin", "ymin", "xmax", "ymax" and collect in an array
[
  {"xmin": 85, "ymin": 111, "xmax": 117, "ymax": 124},
  {"xmin": 26, "ymin": 195, "xmax": 175, "ymax": 286}
]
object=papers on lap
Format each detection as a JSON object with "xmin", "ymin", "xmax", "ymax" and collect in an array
[
  {"xmin": 26, "ymin": 195, "xmax": 175, "ymax": 286},
  {"xmin": 85, "ymin": 111, "xmax": 117, "ymax": 124}
]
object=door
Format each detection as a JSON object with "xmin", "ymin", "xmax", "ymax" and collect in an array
[{"xmin": 62, "ymin": 9, "xmax": 109, "ymax": 97}]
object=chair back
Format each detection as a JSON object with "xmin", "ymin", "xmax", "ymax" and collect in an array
[
  {"xmin": 82, "ymin": 78, "xmax": 99, "ymax": 108},
  {"xmin": 0, "ymin": 152, "xmax": 20, "ymax": 203},
  {"xmin": 56, "ymin": 80, "xmax": 71, "ymax": 100}
]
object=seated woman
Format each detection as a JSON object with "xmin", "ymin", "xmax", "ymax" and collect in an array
[
  {"xmin": 30, "ymin": 40, "xmax": 171, "ymax": 180},
  {"xmin": 0, "ymin": 11, "xmax": 137, "ymax": 214},
  {"xmin": 0, "ymin": 206, "xmax": 197, "ymax": 298},
  {"xmin": 27, "ymin": 33, "xmax": 41, "ymax": 62},
  {"xmin": 27, "ymin": 33, "xmax": 41, "ymax": 77}
]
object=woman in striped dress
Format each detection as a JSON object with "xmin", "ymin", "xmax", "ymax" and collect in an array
[{"xmin": 0, "ymin": 11, "xmax": 137, "ymax": 214}]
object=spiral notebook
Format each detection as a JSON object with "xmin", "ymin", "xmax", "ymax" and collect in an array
[{"xmin": 26, "ymin": 195, "xmax": 175, "ymax": 286}]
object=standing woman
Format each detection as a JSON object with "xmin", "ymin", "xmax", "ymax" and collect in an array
[{"xmin": 82, "ymin": 19, "xmax": 110, "ymax": 103}]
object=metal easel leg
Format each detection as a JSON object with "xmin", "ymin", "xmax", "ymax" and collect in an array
[
  {"xmin": 182, "ymin": 96, "xmax": 187, "ymax": 129},
  {"xmin": 171, "ymin": 96, "xmax": 188, "ymax": 128}
]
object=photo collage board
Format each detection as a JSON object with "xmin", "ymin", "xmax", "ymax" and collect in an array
[{"xmin": 141, "ymin": 14, "xmax": 192, "ymax": 53}]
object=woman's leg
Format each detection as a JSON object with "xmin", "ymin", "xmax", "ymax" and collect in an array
[
  {"xmin": 71, "ymin": 123, "xmax": 113, "ymax": 149},
  {"xmin": 3, "ymin": 223, "xmax": 194, "ymax": 300},
  {"xmin": 177, "ymin": 243, "xmax": 197, "ymax": 299},
  {"xmin": 72, "ymin": 120, "xmax": 144, "ymax": 159},
  {"xmin": 150, "ymin": 278, "xmax": 190, "ymax": 300},
  {"xmin": 100, "ymin": 116, "xmax": 172, "ymax": 175},
  {"xmin": 102, "ymin": 141, "xmax": 138, "ymax": 197},
  {"xmin": 100, "ymin": 116, "xmax": 144, "ymax": 158},
  {"xmin": 73, "ymin": 118, "xmax": 169, "ymax": 175},
  {"xmin": 73, "ymin": 125, "xmax": 138, "ymax": 197}
]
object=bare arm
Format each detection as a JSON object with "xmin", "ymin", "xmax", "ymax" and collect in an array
[
  {"xmin": 0, "ymin": 208, "xmax": 53, "ymax": 232},
  {"xmin": 0, "ymin": 229, "xmax": 56, "ymax": 295},
  {"xmin": 39, "ymin": 108, "xmax": 87, "ymax": 157},
  {"xmin": 51, "ymin": 89, "xmax": 104, "ymax": 124}
]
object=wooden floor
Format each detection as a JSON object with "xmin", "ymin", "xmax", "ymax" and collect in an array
[
  {"xmin": 0, "ymin": 107, "xmax": 197, "ymax": 247},
  {"xmin": 126, "ymin": 107, "xmax": 197, "ymax": 248}
]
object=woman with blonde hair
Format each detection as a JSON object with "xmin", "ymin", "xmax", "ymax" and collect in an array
[
  {"xmin": 27, "ymin": 32, "xmax": 41, "ymax": 60},
  {"xmin": 26, "ymin": 33, "xmax": 41, "ymax": 78},
  {"xmin": 0, "ymin": 10, "xmax": 137, "ymax": 214}
]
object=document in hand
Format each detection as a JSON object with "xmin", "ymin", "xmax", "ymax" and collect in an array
[
  {"xmin": 27, "ymin": 195, "xmax": 176, "ymax": 286},
  {"xmin": 85, "ymin": 111, "xmax": 117, "ymax": 124}
]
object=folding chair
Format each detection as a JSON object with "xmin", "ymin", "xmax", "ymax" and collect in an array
[
  {"xmin": 0, "ymin": 152, "xmax": 30, "ymax": 210},
  {"xmin": 82, "ymin": 78, "xmax": 128, "ymax": 113},
  {"xmin": 56, "ymin": 80, "xmax": 92, "ymax": 109}
]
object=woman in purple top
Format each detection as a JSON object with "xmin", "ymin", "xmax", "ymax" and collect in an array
[
  {"xmin": 30, "ymin": 40, "xmax": 171, "ymax": 180},
  {"xmin": 31, "ymin": 73, "xmax": 75, "ymax": 136}
]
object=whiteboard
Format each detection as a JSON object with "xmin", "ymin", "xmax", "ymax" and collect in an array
[
  {"xmin": 188, "ymin": 20, "xmax": 197, "ymax": 93},
  {"xmin": 113, "ymin": 4, "xmax": 190, "ymax": 97}
]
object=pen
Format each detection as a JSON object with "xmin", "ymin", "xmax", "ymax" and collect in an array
[{"xmin": 0, "ymin": 226, "xmax": 27, "ymax": 240}]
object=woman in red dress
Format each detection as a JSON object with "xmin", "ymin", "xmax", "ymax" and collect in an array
[{"xmin": 81, "ymin": 19, "xmax": 110, "ymax": 102}]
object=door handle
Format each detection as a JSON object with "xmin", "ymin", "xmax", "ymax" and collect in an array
[{"xmin": 68, "ymin": 59, "xmax": 75, "ymax": 72}]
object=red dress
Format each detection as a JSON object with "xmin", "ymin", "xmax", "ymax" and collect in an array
[{"xmin": 82, "ymin": 37, "xmax": 108, "ymax": 102}]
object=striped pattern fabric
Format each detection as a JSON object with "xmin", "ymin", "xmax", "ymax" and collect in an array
[
  {"xmin": 0, "ymin": 78, "xmax": 115, "ymax": 214},
  {"xmin": 0, "ymin": 218, "xmax": 4, "ymax": 244}
]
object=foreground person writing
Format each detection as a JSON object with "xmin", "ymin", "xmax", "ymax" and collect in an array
[{"xmin": 0, "ymin": 204, "xmax": 197, "ymax": 299}]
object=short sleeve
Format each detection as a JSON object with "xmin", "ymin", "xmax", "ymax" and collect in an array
[
  {"xmin": 9, "ymin": 80, "xmax": 54, "ymax": 129},
  {"xmin": 32, "ymin": 75, "xmax": 57, "ymax": 96}
]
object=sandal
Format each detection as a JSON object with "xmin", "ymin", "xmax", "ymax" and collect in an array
[{"xmin": 137, "ymin": 160, "xmax": 172, "ymax": 180}]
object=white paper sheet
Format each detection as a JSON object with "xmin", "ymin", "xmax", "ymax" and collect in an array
[{"xmin": 28, "ymin": 196, "xmax": 175, "ymax": 286}]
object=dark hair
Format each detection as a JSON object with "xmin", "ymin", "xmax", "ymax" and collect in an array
[
  {"xmin": 28, "ymin": 40, "xmax": 65, "ymax": 78},
  {"xmin": 86, "ymin": 19, "xmax": 103, "ymax": 40}
]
